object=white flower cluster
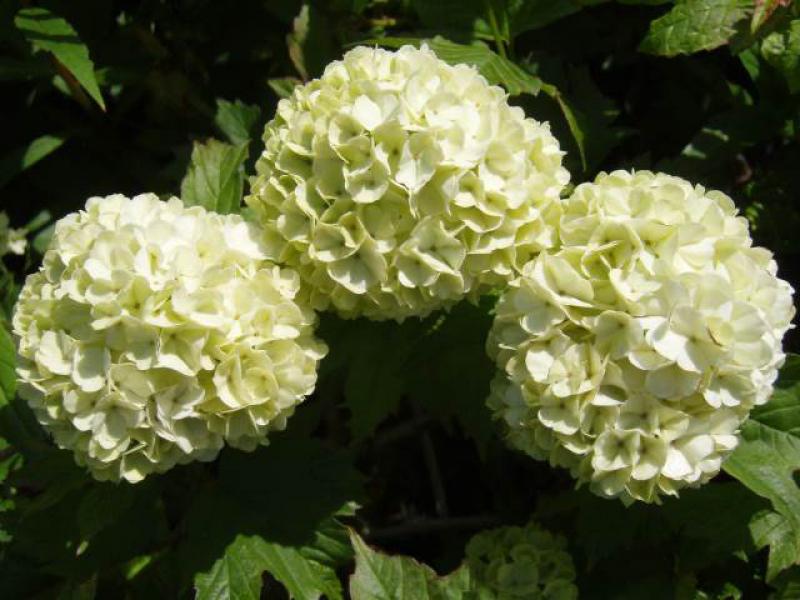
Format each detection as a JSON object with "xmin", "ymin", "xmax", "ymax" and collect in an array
[
  {"xmin": 13, "ymin": 194, "xmax": 326, "ymax": 482},
  {"xmin": 0, "ymin": 212, "xmax": 27, "ymax": 258},
  {"xmin": 488, "ymin": 170, "xmax": 795, "ymax": 503},
  {"xmin": 465, "ymin": 521, "xmax": 577, "ymax": 599},
  {"xmin": 247, "ymin": 44, "xmax": 569, "ymax": 320}
]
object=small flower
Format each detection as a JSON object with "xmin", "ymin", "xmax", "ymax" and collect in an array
[
  {"xmin": 466, "ymin": 521, "xmax": 578, "ymax": 600},
  {"xmin": 13, "ymin": 194, "xmax": 326, "ymax": 482},
  {"xmin": 487, "ymin": 170, "xmax": 795, "ymax": 503},
  {"xmin": 247, "ymin": 44, "xmax": 569, "ymax": 321}
]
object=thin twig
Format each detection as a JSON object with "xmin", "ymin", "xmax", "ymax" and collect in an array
[{"xmin": 420, "ymin": 429, "xmax": 449, "ymax": 517}]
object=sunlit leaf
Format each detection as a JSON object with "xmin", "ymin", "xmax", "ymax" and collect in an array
[
  {"xmin": 0, "ymin": 134, "xmax": 67, "ymax": 189},
  {"xmin": 214, "ymin": 99, "xmax": 261, "ymax": 146},
  {"xmin": 723, "ymin": 355, "xmax": 800, "ymax": 581},
  {"xmin": 639, "ymin": 0, "xmax": 752, "ymax": 56},
  {"xmin": 14, "ymin": 8, "xmax": 105, "ymax": 109},
  {"xmin": 180, "ymin": 139, "xmax": 248, "ymax": 214}
]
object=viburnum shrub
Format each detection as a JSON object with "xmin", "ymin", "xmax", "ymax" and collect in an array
[
  {"xmin": 246, "ymin": 44, "xmax": 569, "ymax": 320},
  {"xmin": 4, "ymin": 3, "xmax": 800, "ymax": 595},
  {"xmin": 13, "ymin": 194, "xmax": 325, "ymax": 482},
  {"xmin": 487, "ymin": 170, "xmax": 795, "ymax": 503}
]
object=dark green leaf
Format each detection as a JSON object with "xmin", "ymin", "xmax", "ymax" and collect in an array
[
  {"xmin": 14, "ymin": 8, "xmax": 105, "ymax": 109},
  {"xmin": 507, "ymin": 0, "xmax": 609, "ymax": 36},
  {"xmin": 77, "ymin": 484, "xmax": 135, "ymax": 540},
  {"xmin": 182, "ymin": 439, "xmax": 362, "ymax": 596}
]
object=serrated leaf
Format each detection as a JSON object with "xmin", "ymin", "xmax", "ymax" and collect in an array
[
  {"xmin": 750, "ymin": 510, "xmax": 798, "ymax": 578},
  {"xmin": 373, "ymin": 37, "xmax": 542, "ymax": 96},
  {"xmin": 639, "ymin": 0, "xmax": 753, "ymax": 57},
  {"xmin": 722, "ymin": 355, "xmax": 800, "ymax": 581},
  {"xmin": 0, "ymin": 134, "xmax": 67, "ymax": 189},
  {"xmin": 180, "ymin": 139, "xmax": 248, "ymax": 214},
  {"xmin": 348, "ymin": 530, "xmax": 475, "ymax": 600},
  {"xmin": 195, "ymin": 535, "xmax": 342, "ymax": 600},
  {"xmin": 406, "ymin": 302, "xmax": 495, "ymax": 455},
  {"xmin": 318, "ymin": 315, "xmax": 429, "ymax": 440},
  {"xmin": 183, "ymin": 439, "xmax": 362, "ymax": 597},
  {"xmin": 14, "ymin": 8, "xmax": 105, "ymax": 109},
  {"xmin": 214, "ymin": 99, "xmax": 261, "ymax": 146}
]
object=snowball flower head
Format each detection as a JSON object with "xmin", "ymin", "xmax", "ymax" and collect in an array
[
  {"xmin": 0, "ymin": 212, "xmax": 27, "ymax": 257},
  {"xmin": 13, "ymin": 194, "xmax": 326, "ymax": 482},
  {"xmin": 488, "ymin": 170, "xmax": 795, "ymax": 503},
  {"xmin": 247, "ymin": 44, "xmax": 569, "ymax": 320},
  {"xmin": 466, "ymin": 521, "xmax": 577, "ymax": 600}
]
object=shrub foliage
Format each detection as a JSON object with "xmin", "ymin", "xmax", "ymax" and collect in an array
[{"xmin": 1, "ymin": 0, "xmax": 800, "ymax": 598}]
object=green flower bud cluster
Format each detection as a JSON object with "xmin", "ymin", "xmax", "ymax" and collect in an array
[{"xmin": 466, "ymin": 522, "xmax": 578, "ymax": 599}]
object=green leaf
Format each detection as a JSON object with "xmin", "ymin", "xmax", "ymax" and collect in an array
[
  {"xmin": 268, "ymin": 77, "xmax": 302, "ymax": 99},
  {"xmin": 214, "ymin": 99, "xmax": 262, "ymax": 146},
  {"xmin": 761, "ymin": 19, "xmax": 800, "ymax": 93},
  {"xmin": 348, "ymin": 530, "xmax": 475, "ymax": 600},
  {"xmin": 540, "ymin": 83, "xmax": 589, "ymax": 172},
  {"xmin": 770, "ymin": 566, "xmax": 800, "ymax": 599},
  {"xmin": 287, "ymin": 3, "xmax": 337, "ymax": 80},
  {"xmin": 749, "ymin": 510, "xmax": 798, "ymax": 578},
  {"xmin": 183, "ymin": 439, "xmax": 362, "ymax": 597},
  {"xmin": 639, "ymin": 0, "xmax": 753, "ymax": 57},
  {"xmin": 373, "ymin": 37, "xmax": 542, "ymax": 96},
  {"xmin": 752, "ymin": 0, "xmax": 792, "ymax": 32},
  {"xmin": 409, "ymin": 0, "xmax": 494, "ymax": 40},
  {"xmin": 0, "ymin": 55, "xmax": 52, "ymax": 81},
  {"xmin": 195, "ymin": 534, "xmax": 342, "ymax": 600},
  {"xmin": 0, "ymin": 326, "xmax": 15, "ymax": 409},
  {"xmin": 406, "ymin": 301, "xmax": 496, "ymax": 455},
  {"xmin": 317, "ymin": 315, "xmax": 430, "ymax": 440},
  {"xmin": 14, "ymin": 8, "xmax": 105, "ymax": 109},
  {"xmin": 506, "ymin": 0, "xmax": 609, "ymax": 36},
  {"xmin": 0, "ymin": 134, "xmax": 67, "ymax": 189},
  {"xmin": 180, "ymin": 139, "xmax": 248, "ymax": 215},
  {"xmin": 76, "ymin": 484, "xmax": 135, "ymax": 540},
  {"xmin": 722, "ymin": 355, "xmax": 800, "ymax": 581}
]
